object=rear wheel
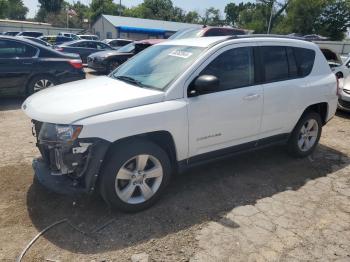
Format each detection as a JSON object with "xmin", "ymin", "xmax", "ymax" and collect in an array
[
  {"xmin": 27, "ymin": 75, "xmax": 57, "ymax": 95},
  {"xmin": 287, "ymin": 112, "xmax": 322, "ymax": 158},
  {"xmin": 99, "ymin": 139, "xmax": 172, "ymax": 212}
]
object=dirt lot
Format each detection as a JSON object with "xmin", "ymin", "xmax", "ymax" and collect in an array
[{"xmin": 0, "ymin": 72, "xmax": 350, "ymax": 261}]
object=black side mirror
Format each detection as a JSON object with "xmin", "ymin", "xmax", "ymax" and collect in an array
[{"xmin": 188, "ymin": 75, "xmax": 219, "ymax": 97}]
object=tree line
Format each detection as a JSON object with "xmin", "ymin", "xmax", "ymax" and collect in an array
[{"xmin": 0, "ymin": 0, "xmax": 349, "ymax": 40}]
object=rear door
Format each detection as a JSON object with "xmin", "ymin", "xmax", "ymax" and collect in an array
[
  {"xmin": 0, "ymin": 39, "xmax": 38, "ymax": 96},
  {"xmin": 258, "ymin": 44, "xmax": 314, "ymax": 139}
]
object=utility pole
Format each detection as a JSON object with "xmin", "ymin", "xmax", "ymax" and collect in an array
[
  {"xmin": 267, "ymin": 0, "xmax": 274, "ymax": 34},
  {"xmin": 119, "ymin": 0, "xmax": 122, "ymax": 16}
]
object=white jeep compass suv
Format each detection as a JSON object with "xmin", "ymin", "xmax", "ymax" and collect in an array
[{"xmin": 23, "ymin": 36, "xmax": 338, "ymax": 212}]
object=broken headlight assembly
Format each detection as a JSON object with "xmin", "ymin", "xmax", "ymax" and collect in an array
[{"xmin": 39, "ymin": 123, "xmax": 83, "ymax": 142}]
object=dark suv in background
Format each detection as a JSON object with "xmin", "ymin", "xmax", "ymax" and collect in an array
[{"xmin": 0, "ymin": 36, "xmax": 85, "ymax": 97}]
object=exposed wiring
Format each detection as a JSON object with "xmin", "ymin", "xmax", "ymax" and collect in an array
[
  {"xmin": 16, "ymin": 219, "xmax": 68, "ymax": 262},
  {"xmin": 16, "ymin": 216, "xmax": 117, "ymax": 262}
]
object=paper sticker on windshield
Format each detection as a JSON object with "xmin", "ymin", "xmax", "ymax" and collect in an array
[{"xmin": 169, "ymin": 50, "xmax": 193, "ymax": 59}]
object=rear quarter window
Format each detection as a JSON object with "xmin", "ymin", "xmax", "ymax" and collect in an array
[{"xmin": 293, "ymin": 47, "xmax": 316, "ymax": 77}]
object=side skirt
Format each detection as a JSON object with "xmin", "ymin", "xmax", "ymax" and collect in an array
[{"xmin": 177, "ymin": 133, "xmax": 289, "ymax": 173}]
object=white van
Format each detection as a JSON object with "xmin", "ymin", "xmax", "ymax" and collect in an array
[{"xmin": 23, "ymin": 36, "xmax": 338, "ymax": 212}]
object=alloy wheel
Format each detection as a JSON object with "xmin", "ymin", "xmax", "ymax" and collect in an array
[
  {"xmin": 297, "ymin": 119, "xmax": 319, "ymax": 152},
  {"xmin": 115, "ymin": 154, "xmax": 163, "ymax": 204},
  {"xmin": 33, "ymin": 79, "xmax": 55, "ymax": 92}
]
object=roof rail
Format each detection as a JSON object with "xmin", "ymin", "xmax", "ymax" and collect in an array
[
  {"xmin": 228, "ymin": 34, "xmax": 307, "ymax": 41},
  {"xmin": 207, "ymin": 34, "xmax": 309, "ymax": 49}
]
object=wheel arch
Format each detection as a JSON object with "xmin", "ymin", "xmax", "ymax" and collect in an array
[
  {"xmin": 103, "ymin": 131, "xmax": 178, "ymax": 171},
  {"xmin": 302, "ymin": 102, "xmax": 328, "ymax": 125}
]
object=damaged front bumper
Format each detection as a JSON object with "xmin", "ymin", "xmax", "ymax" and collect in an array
[{"xmin": 32, "ymin": 121, "xmax": 110, "ymax": 195}]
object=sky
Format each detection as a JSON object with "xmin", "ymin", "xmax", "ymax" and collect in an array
[{"xmin": 22, "ymin": 0, "xmax": 250, "ymax": 19}]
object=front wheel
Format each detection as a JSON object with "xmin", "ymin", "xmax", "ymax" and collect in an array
[
  {"xmin": 287, "ymin": 112, "xmax": 322, "ymax": 158},
  {"xmin": 99, "ymin": 139, "xmax": 172, "ymax": 212}
]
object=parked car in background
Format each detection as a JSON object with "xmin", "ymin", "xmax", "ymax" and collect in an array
[
  {"xmin": 2, "ymin": 31, "xmax": 20, "ymax": 36},
  {"xmin": 102, "ymin": 38, "xmax": 133, "ymax": 49},
  {"xmin": 169, "ymin": 26, "xmax": 246, "ymax": 40},
  {"xmin": 304, "ymin": 34, "xmax": 328, "ymax": 41},
  {"xmin": 321, "ymin": 48, "xmax": 349, "ymax": 79},
  {"xmin": 58, "ymin": 32, "xmax": 80, "ymax": 40},
  {"xmin": 16, "ymin": 31, "xmax": 43, "ymax": 38},
  {"xmin": 338, "ymin": 78, "xmax": 350, "ymax": 112},
  {"xmin": 56, "ymin": 40, "xmax": 113, "ymax": 63},
  {"xmin": 23, "ymin": 36, "xmax": 338, "ymax": 212},
  {"xmin": 88, "ymin": 39, "xmax": 164, "ymax": 73},
  {"xmin": 39, "ymin": 35, "xmax": 74, "ymax": 46},
  {"xmin": 78, "ymin": 34, "xmax": 99, "ymax": 40},
  {"xmin": 18, "ymin": 36, "xmax": 53, "ymax": 48},
  {"xmin": 0, "ymin": 36, "xmax": 85, "ymax": 97}
]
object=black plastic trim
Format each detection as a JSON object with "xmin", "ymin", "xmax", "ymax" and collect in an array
[{"xmin": 178, "ymin": 133, "xmax": 289, "ymax": 172}]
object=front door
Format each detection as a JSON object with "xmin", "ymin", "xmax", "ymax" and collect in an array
[{"xmin": 187, "ymin": 45, "xmax": 263, "ymax": 158}]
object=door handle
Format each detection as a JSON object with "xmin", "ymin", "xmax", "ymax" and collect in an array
[{"xmin": 243, "ymin": 94, "xmax": 261, "ymax": 101}]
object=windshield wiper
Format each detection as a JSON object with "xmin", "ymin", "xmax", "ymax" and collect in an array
[{"xmin": 115, "ymin": 75, "xmax": 143, "ymax": 87}]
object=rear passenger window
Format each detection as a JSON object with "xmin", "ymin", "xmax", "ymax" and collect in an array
[
  {"xmin": 293, "ymin": 47, "xmax": 315, "ymax": 77},
  {"xmin": 0, "ymin": 40, "xmax": 37, "ymax": 58},
  {"xmin": 261, "ymin": 46, "xmax": 289, "ymax": 82},
  {"xmin": 200, "ymin": 47, "xmax": 255, "ymax": 91}
]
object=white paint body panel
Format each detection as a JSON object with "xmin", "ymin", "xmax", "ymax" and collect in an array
[{"xmin": 23, "ymin": 37, "xmax": 338, "ymax": 163}]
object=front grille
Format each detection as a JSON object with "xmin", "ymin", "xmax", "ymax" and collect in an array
[{"xmin": 339, "ymin": 98, "xmax": 350, "ymax": 108}]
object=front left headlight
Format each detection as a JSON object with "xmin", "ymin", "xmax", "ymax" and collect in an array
[{"xmin": 39, "ymin": 123, "xmax": 83, "ymax": 142}]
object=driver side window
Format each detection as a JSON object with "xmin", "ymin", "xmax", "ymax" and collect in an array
[{"xmin": 200, "ymin": 47, "xmax": 255, "ymax": 91}]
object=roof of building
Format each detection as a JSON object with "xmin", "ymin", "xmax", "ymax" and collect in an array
[
  {"xmin": 101, "ymin": 15, "xmax": 202, "ymax": 32},
  {"xmin": 0, "ymin": 19, "xmax": 51, "ymax": 26}
]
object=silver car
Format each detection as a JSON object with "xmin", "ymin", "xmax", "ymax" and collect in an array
[{"xmin": 338, "ymin": 78, "xmax": 350, "ymax": 112}]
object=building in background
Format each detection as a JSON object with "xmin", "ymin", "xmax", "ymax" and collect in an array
[
  {"xmin": 92, "ymin": 15, "xmax": 202, "ymax": 40},
  {"xmin": 0, "ymin": 19, "xmax": 82, "ymax": 35}
]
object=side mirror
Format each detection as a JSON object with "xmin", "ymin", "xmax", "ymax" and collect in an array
[{"xmin": 188, "ymin": 75, "xmax": 219, "ymax": 97}]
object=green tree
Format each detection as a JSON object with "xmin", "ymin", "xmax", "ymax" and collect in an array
[
  {"xmin": 90, "ymin": 0, "xmax": 120, "ymax": 23},
  {"xmin": 315, "ymin": 0, "xmax": 350, "ymax": 40},
  {"xmin": 202, "ymin": 7, "xmax": 223, "ymax": 26},
  {"xmin": 225, "ymin": 2, "xmax": 254, "ymax": 26},
  {"xmin": 38, "ymin": 0, "xmax": 64, "ymax": 13},
  {"xmin": 282, "ymin": 0, "xmax": 327, "ymax": 35},
  {"xmin": 0, "ymin": 0, "xmax": 8, "ymax": 19},
  {"xmin": 184, "ymin": 11, "xmax": 200, "ymax": 24}
]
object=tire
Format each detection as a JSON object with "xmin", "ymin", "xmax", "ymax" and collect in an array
[
  {"xmin": 287, "ymin": 111, "xmax": 322, "ymax": 158},
  {"xmin": 27, "ymin": 75, "xmax": 57, "ymax": 96},
  {"xmin": 99, "ymin": 139, "xmax": 172, "ymax": 212},
  {"xmin": 107, "ymin": 60, "xmax": 119, "ymax": 73}
]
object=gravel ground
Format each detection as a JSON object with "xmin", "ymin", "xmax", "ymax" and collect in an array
[{"xmin": 0, "ymin": 71, "xmax": 349, "ymax": 261}]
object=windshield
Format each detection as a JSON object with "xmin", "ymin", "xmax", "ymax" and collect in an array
[
  {"xmin": 111, "ymin": 45, "xmax": 204, "ymax": 90},
  {"xmin": 118, "ymin": 42, "xmax": 135, "ymax": 53},
  {"xmin": 169, "ymin": 28, "xmax": 203, "ymax": 40}
]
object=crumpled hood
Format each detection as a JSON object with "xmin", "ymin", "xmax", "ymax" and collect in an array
[{"xmin": 22, "ymin": 76, "xmax": 164, "ymax": 124}]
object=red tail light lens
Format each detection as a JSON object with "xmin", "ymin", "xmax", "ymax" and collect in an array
[{"xmin": 68, "ymin": 59, "xmax": 83, "ymax": 69}]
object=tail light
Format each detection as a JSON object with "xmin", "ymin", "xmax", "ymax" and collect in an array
[{"xmin": 68, "ymin": 59, "xmax": 83, "ymax": 69}]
